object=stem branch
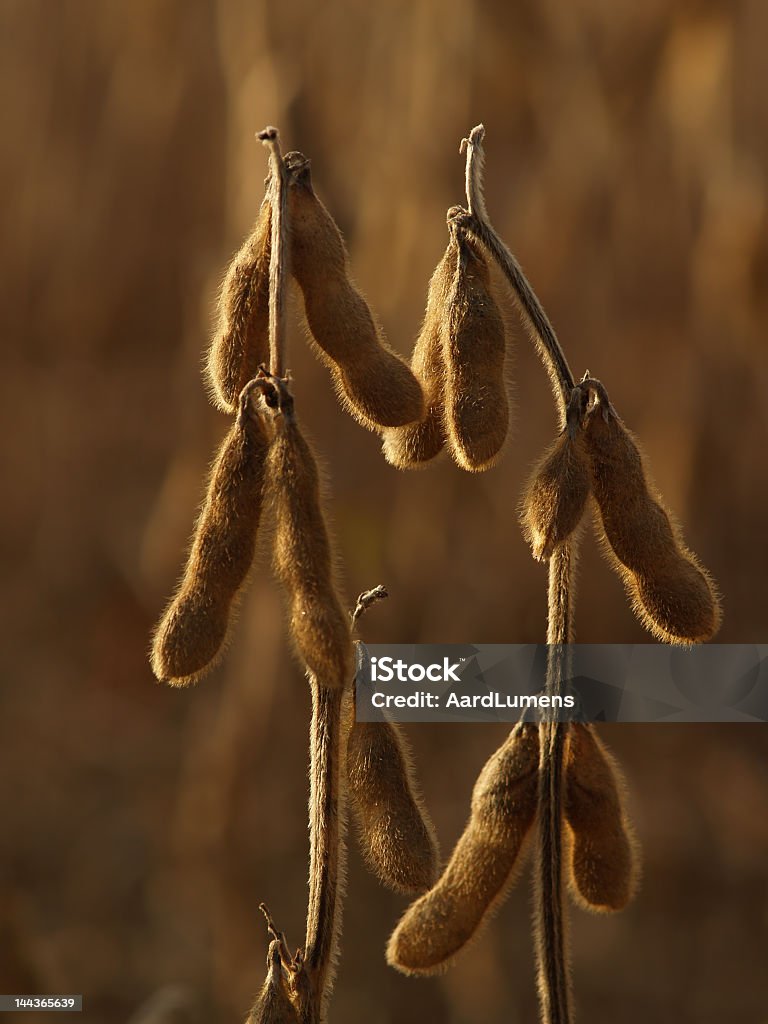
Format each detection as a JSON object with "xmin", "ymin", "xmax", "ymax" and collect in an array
[{"xmin": 258, "ymin": 126, "xmax": 289, "ymax": 379}]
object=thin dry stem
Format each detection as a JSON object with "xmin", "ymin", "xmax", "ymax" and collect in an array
[
  {"xmin": 258, "ymin": 126, "xmax": 289, "ymax": 378},
  {"xmin": 304, "ymin": 680, "xmax": 348, "ymax": 1023},
  {"xmin": 536, "ymin": 545, "xmax": 574, "ymax": 1024}
]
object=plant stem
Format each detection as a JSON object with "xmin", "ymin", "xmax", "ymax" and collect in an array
[
  {"xmin": 257, "ymin": 126, "xmax": 289, "ymax": 379},
  {"xmin": 460, "ymin": 124, "xmax": 575, "ymax": 1024},
  {"xmin": 537, "ymin": 544, "xmax": 573, "ymax": 1024},
  {"xmin": 303, "ymin": 680, "xmax": 347, "ymax": 1024}
]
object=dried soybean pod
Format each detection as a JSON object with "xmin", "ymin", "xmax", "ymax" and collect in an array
[
  {"xmin": 347, "ymin": 717, "xmax": 439, "ymax": 894},
  {"xmin": 520, "ymin": 385, "xmax": 591, "ymax": 560},
  {"xmin": 563, "ymin": 724, "xmax": 639, "ymax": 913},
  {"xmin": 583, "ymin": 381, "xmax": 721, "ymax": 643},
  {"xmin": 265, "ymin": 385, "xmax": 353, "ymax": 687},
  {"xmin": 442, "ymin": 226, "xmax": 509, "ymax": 472},
  {"xmin": 387, "ymin": 723, "xmax": 539, "ymax": 975},
  {"xmin": 382, "ymin": 236, "xmax": 458, "ymax": 467},
  {"xmin": 629, "ymin": 563, "xmax": 722, "ymax": 646},
  {"xmin": 206, "ymin": 201, "xmax": 271, "ymax": 413},
  {"xmin": 151, "ymin": 383, "xmax": 270, "ymax": 686},
  {"xmin": 284, "ymin": 151, "xmax": 424, "ymax": 431}
]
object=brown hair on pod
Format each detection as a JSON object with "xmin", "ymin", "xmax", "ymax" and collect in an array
[
  {"xmin": 284, "ymin": 151, "xmax": 424, "ymax": 432},
  {"xmin": 442, "ymin": 223, "xmax": 509, "ymax": 472},
  {"xmin": 387, "ymin": 722, "xmax": 539, "ymax": 975},
  {"xmin": 583, "ymin": 380, "xmax": 721, "ymax": 643},
  {"xmin": 520, "ymin": 384, "xmax": 591, "ymax": 560},
  {"xmin": 347, "ymin": 714, "xmax": 439, "ymax": 894},
  {"xmin": 150, "ymin": 381, "xmax": 271, "ymax": 686},
  {"xmin": 261, "ymin": 377, "xmax": 353, "ymax": 687},
  {"xmin": 381, "ymin": 230, "xmax": 458, "ymax": 468},
  {"xmin": 563, "ymin": 724, "xmax": 640, "ymax": 913},
  {"xmin": 206, "ymin": 201, "xmax": 271, "ymax": 413}
]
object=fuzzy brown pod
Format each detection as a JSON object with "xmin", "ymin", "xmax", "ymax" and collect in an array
[
  {"xmin": 206, "ymin": 201, "xmax": 271, "ymax": 414},
  {"xmin": 520, "ymin": 386, "xmax": 591, "ymax": 560},
  {"xmin": 284, "ymin": 152, "xmax": 424, "ymax": 432},
  {"xmin": 347, "ymin": 716, "xmax": 439, "ymax": 894},
  {"xmin": 381, "ymin": 237, "xmax": 457, "ymax": 467},
  {"xmin": 563, "ymin": 724, "xmax": 639, "ymax": 913},
  {"xmin": 151, "ymin": 383, "xmax": 270, "ymax": 686},
  {"xmin": 387, "ymin": 722, "xmax": 539, "ymax": 975},
  {"xmin": 583, "ymin": 382, "xmax": 721, "ymax": 643},
  {"xmin": 442, "ymin": 227, "xmax": 509, "ymax": 472},
  {"xmin": 264, "ymin": 382, "xmax": 353, "ymax": 687}
]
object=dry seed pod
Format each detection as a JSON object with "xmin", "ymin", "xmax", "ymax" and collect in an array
[
  {"xmin": 564, "ymin": 724, "xmax": 639, "ymax": 913},
  {"xmin": 381, "ymin": 238, "xmax": 458, "ymax": 467},
  {"xmin": 387, "ymin": 723, "xmax": 539, "ymax": 975},
  {"xmin": 206, "ymin": 202, "xmax": 271, "ymax": 413},
  {"xmin": 151, "ymin": 384, "xmax": 270, "ymax": 686},
  {"xmin": 347, "ymin": 718, "xmax": 439, "ymax": 894},
  {"xmin": 443, "ymin": 228, "xmax": 509, "ymax": 472},
  {"xmin": 520, "ymin": 386, "xmax": 591, "ymax": 560},
  {"xmin": 583, "ymin": 383, "xmax": 721, "ymax": 643},
  {"xmin": 284, "ymin": 152, "xmax": 424, "ymax": 431},
  {"xmin": 265, "ymin": 385, "xmax": 353, "ymax": 687}
]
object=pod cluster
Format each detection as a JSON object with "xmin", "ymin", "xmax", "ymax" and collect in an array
[
  {"xmin": 388, "ymin": 721, "xmax": 639, "ymax": 975},
  {"xmin": 152, "ymin": 143, "xmax": 438, "ymax": 944},
  {"xmin": 150, "ymin": 372, "xmax": 350, "ymax": 689},
  {"xmin": 383, "ymin": 218, "xmax": 510, "ymax": 472},
  {"xmin": 152, "ymin": 148, "xmax": 359, "ymax": 688},
  {"xmin": 519, "ymin": 377, "xmax": 721, "ymax": 644}
]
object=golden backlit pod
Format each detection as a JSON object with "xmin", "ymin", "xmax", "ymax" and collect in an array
[
  {"xmin": 263, "ymin": 379, "xmax": 353, "ymax": 687},
  {"xmin": 628, "ymin": 561, "xmax": 721, "ymax": 646},
  {"xmin": 150, "ymin": 382, "xmax": 270, "ymax": 686},
  {"xmin": 583, "ymin": 380, "xmax": 721, "ymax": 643},
  {"xmin": 284, "ymin": 152, "xmax": 424, "ymax": 431},
  {"xmin": 347, "ymin": 718, "xmax": 439, "ymax": 894},
  {"xmin": 443, "ymin": 227, "xmax": 509, "ymax": 472},
  {"xmin": 563, "ymin": 724, "xmax": 639, "ymax": 913},
  {"xmin": 206, "ymin": 201, "xmax": 271, "ymax": 414},
  {"xmin": 381, "ymin": 237, "xmax": 457, "ymax": 468},
  {"xmin": 520, "ymin": 385, "xmax": 591, "ymax": 560},
  {"xmin": 387, "ymin": 723, "xmax": 539, "ymax": 975}
]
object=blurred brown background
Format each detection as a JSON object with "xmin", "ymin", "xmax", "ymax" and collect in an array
[{"xmin": 1, "ymin": 0, "xmax": 767, "ymax": 1021}]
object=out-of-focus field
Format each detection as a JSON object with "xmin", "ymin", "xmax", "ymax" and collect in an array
[{"xmin": 1, "ymin": 1, "xmax": 767, "ymax": 1021}]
